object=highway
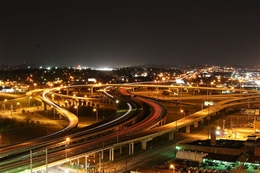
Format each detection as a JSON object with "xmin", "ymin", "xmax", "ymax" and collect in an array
[
  {"xmin": 0, "ymin": 85, "xmax": 167, "ymax": 172},
  {"xmin": 0, "ymin": 84, "xmax": 260, "ymax": 172}
]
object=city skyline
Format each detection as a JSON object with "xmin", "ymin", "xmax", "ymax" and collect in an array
[{"xmin": 1, "ymin": 0, "xmax": 260, "ymax": 68}]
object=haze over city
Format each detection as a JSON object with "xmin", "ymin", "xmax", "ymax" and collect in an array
[{"xmin": 1, "ymin": 0, "xmax": 260, "ymax": 68}]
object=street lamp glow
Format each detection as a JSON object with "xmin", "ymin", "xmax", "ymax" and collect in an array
[
  {"xmin": 33, "ymin": 83, "xmax": 37, "ymax": 90},
  {"xmin": 93, "ymin": 108, "xmax": 98, "ymax": 122},
  {"xmin": 66, "ymin": 137, "xmax": 70, "ymax": 142},
  {"xmin": 170, "ymin": 164, "xmax": 175, "ymax": 173},
  {"xmin": 65, "ymin": 137, "xmax": 70, "ymax": 160},
  {"xmin": 74, "ymin": 106, "xmax": 78, "ymax": 117}
]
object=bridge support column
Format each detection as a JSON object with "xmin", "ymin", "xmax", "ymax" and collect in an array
[
  {"xmin": 43, "ymin": 102, "xmax": 47, "ymax": 112},
  {"xmin": 194, "ymin": 121, "xmax": 198, "ymax": 128},
  {"xmin": 85, "ymin": 155, "xmax": 88, "ymax": 173},
  {"xmin": 51, "ymin": 107, "xmax": 55, "ymax": 119},
  {"xmin": 66, "ymin": 88, "xmax": 69, "ymax": 95},
  {"xmin": 109, "ymin": 148, "xmax": 114, "ymax": 161},
  {"xmin": 119, "ymin": 145, "xmax": 122, "ymax": 154},
  {"xmin": 90, "ymin": 87, "xmax": 94, "ymax": 96},
  {"xmin": 101, "ymin": 150, "xmax": 104, "ymax": 160},
  {"xmin": 140, "ymin": 137, "xmax": 153, "ymax": 150},
  {"xmin": 186, "ymin": 125, "xmax": 190, "ymax": 133},
  {"xmin": 169, "ymin": 132, "xmax": 174, "ymax": 140},
  {"xmin": 129, "ymin": 142, "xmax": 134, "ymax": 155}
]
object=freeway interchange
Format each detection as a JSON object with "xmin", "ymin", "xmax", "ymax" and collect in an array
[{"xmin": 0, "ymin": 84, "xmax": 260, "ymax": 172}]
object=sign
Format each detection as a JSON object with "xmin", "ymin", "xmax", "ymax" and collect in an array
[
  {"xmin": 204, "ymin": 101, "xmax": 214, "ymax": 106},
  {"xmin": 241, "ymin": 108, "xmax": 259, "ymax": 115},
  {"xmin": 88, "ymin": 78, "xmax": 96, "ymax": 82}
]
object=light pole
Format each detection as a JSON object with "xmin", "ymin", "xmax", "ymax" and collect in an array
[
  {"xmin": 74, "ymin": 106, "xmax": 78, "ymax": 117},
  {"xmin": 30, "ymin": 150, "xmax": 33, "ymax": 173},
  {"xmin": 17, "ymin": 102, "xmax": 22, "ymax": 110},
  {"xmin": 33, "ymin": 83, "xmax": 37, "ymax": 90},
  {"xmin": 65, "ymin": 100, "xmax": 68, "ymax": 109},
  {"xmin": 3, "ymin": 99, "xmax": 7, "ymax": 112},
  {"xmin": 46, "ymin": 148, "xmax": 48, "ymax": 173},
  {"xmin": 210, "ymin": 81, "xmax": 214, "ymax": 101},
  {"xmin": 93, "ymin": 108, "xmax": 98, "ymax": 122},
  {"xmin": 179, "ymin": 84, "xmax": 182, "ymax": 112},
  {"xmin": 207, "ymin": 103, "xmax": 210, "ymax": 139},
  {"xmin": 115, "ymin": 100, "xmax": 119, "ymax": 109},
  {"xmin": 170, "ymin": 164, "xmax": 175, "ymax": 173},
  {"xmin": 10, "ymin": 104, "xmax": 13, "ymax": 116},
  {"xmin": 180, "ymin": 109, "xmax": 185, "ymax": 117},
  {"xmin": 28, "ymin": 96, "xmax": 32, "ymax": 108},
  {"xmin": 65, "ymin": 137, "xmax": 70, "ymax": 160}
]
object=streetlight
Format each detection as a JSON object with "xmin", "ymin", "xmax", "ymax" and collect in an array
[
  {"xmin": 17, "ymin": 102, "xmax": 22, "ymax": 109},
  {"xmin": 74, "ymin": 106, "xmax": 78, "ymax": 117},
  {"xmin": 170, "ymin": 164, "xmax": 175, "ymax": 173},
  {"xmin": 3, "ymin": 99, "xmax": 7, "ymax": 112},
  {"xmin": 93, "ymin": 108, "xmax": 98, "ymax": 122},
  {"xmin": 10, "ymin": 104, "xmax": 13, "ymax": 116},
  {"xmin": 28, "ymin": 96, "xmax": 32, "ymax": 108},
  {"xmin": 179, "ymin": 84, "xmax": 182, "ymax": 112},
  {"xmin": 210, "ymin": 81, "xmax": 214, "ymax": 100},
  {"xmin": 65, "ymin": 137, "xmax": 70, "ymax": 160},
  {"xmin": 115, "ymin": 100, "xmax": 119, "ymax": 109},
  {"xmin": 180, "ymin": 109, "xmax": 185, "ymax": 117},
  {"xmin": 207, "ymin": 103, "xmax": 210, "ymax": 139},
  {"xmin": 33, "ymin": 83, "xmax": 37, "ymax": 90},
  {"xmin": 64, "ymin": 100, "xmax": 68, "ymax": 109}
]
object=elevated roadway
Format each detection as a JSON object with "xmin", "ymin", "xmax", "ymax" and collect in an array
[{"xmin": 1, "ymin": 84, "xmax": 260, "ymax": 172}]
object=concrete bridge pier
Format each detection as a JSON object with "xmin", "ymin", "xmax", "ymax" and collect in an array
[
  {"xmin": 101, "ymin": 150, "xmax": 104, "ymax": 160},
  {"xmin": 169, "ymin": 131, "xmax": 174, "ymax": 140},
  {"xmin": 186, "ymin": 125, "xmax": 190, "ymax": 133},
  {"xmin": 141, "ymin": 137, "xmax": 153, "ymax": 150},
  {"xmin": 192, "ymin": 89, "xmax": 196, "ymax": 95},
  {"xmin": 194, "ymin": 121, "xmax": 199, "ymax": 128},
  {"xmin": 85, "ymin": 155, "xmax": 89, "ymax": 172},
  {"xmin": 43, "ymin": 102, "xmax": 47, "ymax": 112},
  {"xmin": 109, "ymin": 147, "xmax": 114, "ymax": 161},
  {"xmin": 129, "ymin": 142, "xmax": 134, "ymax": 155},
  {"xmin": 77, "ymin": 158, "xmax": 80, "ymax": 167},
  {"xmin": 90, "ymin": 87, "xmax": 94, "ymax": 96},
  {"xmin": 119, "ymin": 145, "xmax": 122, "ymax": 154},
  {"xmin": 51, "ymin": 107, "xmax": 55, "ymax": 119}
]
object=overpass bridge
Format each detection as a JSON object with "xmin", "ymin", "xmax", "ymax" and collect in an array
[{"xmin": 1, "ymin": 84, "xmax": 260, "ymax": 172}]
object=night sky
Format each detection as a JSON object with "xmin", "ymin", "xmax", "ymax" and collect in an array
[{"xmin": 1, "ymin": 0, "xmax": 260, "ymax": 68}]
